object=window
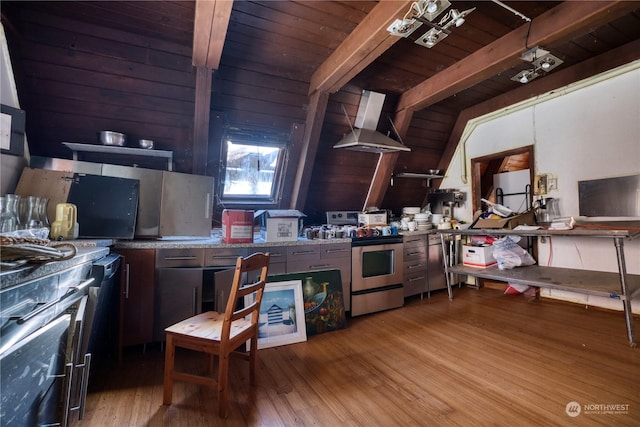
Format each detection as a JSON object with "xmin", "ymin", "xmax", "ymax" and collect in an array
[{"xmin": 219, "ymin": 129, "xmax": 288, "ymax": 204}]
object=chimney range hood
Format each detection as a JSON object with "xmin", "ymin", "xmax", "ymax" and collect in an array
[{"xmin": 333, "ymin": 90, "xmax": 411, "ymax": 153}]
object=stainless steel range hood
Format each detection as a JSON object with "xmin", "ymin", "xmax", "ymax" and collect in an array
[{"xmin": 334, "ymin": 90, "xmax": 411, "ymax": 153}]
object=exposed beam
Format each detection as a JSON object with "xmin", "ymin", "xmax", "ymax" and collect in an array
[
  {"xmin": 289, "ymin": 91, "xmax": 329, "ymax": 210},
  {"xmin": 193, "ymin": 0, "xmax": 233, "ymax": 69},
  {"xmin": 192, "ymin": 66, "xmax": 212, "ymax": 175},
  {"xmin": 397, "ymin": 1, "xmax": 636, "ymax": 114},
  {"xmin": 308, "ymin": 0, "xmax": 412, "ymax": 95}
]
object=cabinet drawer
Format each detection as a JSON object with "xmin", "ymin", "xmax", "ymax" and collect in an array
[
  {"xmin": 204, "ymin": 247, "xmax": 249, "ymax": 267},
  {"xmin": 286, "ymin": 245, "xmax": 321, "ymax": 262},
  {"xmin": 403, "ymin": 234, "xmax": 426, "ymax": 247},
  {"xmin": 403, "ymin": 259, "xmax": 427, "ymax": 275},
  {"xmin": 404, "ymin": 246, "xmax": 427, "ymax": 262},
  {"xmin": 156, "ymin": 248, "xmax": 204, "ymax": 268},
  {"xmin": 259, "ymin": 246, "xmax": 287, "ymax": 264},
  {"xmin": 319, "ymin": 243, "xmax": 351, "ymax": 260},
  {"xmin": 404, "ymin": 271, "xmax": 427, "ymax": 297}
]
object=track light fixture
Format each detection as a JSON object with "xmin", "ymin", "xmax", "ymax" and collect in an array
[
  {"xmin": 387, "ymin": 1, "xmax": 473, "ymax": 48},
  {"xmin": 511, "ymin": 46, "xmax": 564, "ymax": 84}
]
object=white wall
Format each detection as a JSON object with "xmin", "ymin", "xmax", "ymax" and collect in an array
[{"xmin": 442, "ymin": 61, "xmax": 640, "ymax": 313}]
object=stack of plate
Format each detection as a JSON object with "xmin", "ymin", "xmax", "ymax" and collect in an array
[{"xmin": 413, "ymin": 212, "xmax": 432, "ymax": 230}]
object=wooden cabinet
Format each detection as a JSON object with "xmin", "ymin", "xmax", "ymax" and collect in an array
[
  {"xmin": 116, "ymin": 249, "xmax": 155, "ymax": 354},
  {"xmin": 154, "ymin": 249, "xmax": 204, "ymax": 341},
  {"xmin": 402, "ymin": 234, "xmax": 428, "ymax": 297}
]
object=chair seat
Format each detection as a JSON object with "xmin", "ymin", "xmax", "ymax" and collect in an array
[{"xmin": 165, "ymin": 311, "xmax": 253, "ymax": 341}]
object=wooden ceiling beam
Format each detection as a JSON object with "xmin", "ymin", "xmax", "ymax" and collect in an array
[
  {"xmin": 308, "ymin": 0, "xmax": 412, "ymax": 95},
  {"xmin": 396, "ymin": 1, "xmax": 637, "ymax": 114},
  {"xmin": 193, "ymin": 0, "xmax": 233, "ymax": 69}
]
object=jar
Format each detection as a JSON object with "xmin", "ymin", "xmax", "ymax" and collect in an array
[{"xmin": 0, "ymin": 196, "xmax": 18, "ymax": 232}]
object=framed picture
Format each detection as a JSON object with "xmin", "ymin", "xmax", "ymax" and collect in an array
[
  {"xmin": 267, "ymin": 269, "xmax": 347, "ymax": 336},
  {"xmin": 0, "ymin": 104, "xmax": 26, "ymax": 156},
  {"xmin": 246, "ymin": 279, "xmax": 307, "ymax": 349}
]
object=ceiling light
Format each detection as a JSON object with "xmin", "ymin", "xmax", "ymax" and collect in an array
[
  {"xmin": 511, "ymin": 69, "xmax": 539, "ymax": 84},
  {"xmin": 421, "ymin": 0, "xmax": 450, "ymax": 22},
  {"xmin": 449, "ymin": 9, "xmax": 465, "ymax": 27},
  {"xmin": 511, "ymin": 46, "xmax": 564, "ymax": 83},
  {"xmin": 387, "ymin": 18, "xmax": 422, "ymax": 37},
  {"xmin": 415, "ymin": 28, "xmax": 448, "ymax": 48},
  {"xmin": 532, "ymin": 53, "xmax": 564, "ymax": 72}
]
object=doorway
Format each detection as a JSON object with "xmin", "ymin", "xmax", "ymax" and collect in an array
[{"xmin": 470, "ymin": 146, "xmax": 534, "ymax": 214}]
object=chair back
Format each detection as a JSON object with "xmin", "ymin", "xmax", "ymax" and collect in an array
[{"xmin": 222, "ymin": 252, "xmax": 270, "ymax": 340}]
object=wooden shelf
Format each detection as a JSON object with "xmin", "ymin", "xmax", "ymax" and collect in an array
[{"xmin": 63, "ymin": 142, "xmax": 173, "ymax": 171}]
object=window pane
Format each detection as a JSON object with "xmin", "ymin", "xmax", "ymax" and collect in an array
[{"xmin": 223, "ymin": 141, "xmax": 281, "ymax": 197}]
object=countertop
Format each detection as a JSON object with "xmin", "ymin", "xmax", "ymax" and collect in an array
[{"xmin": 0, "ymin": 245, "xmax": 109, "ymax": 290}]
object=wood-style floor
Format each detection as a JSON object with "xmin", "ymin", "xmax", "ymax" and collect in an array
[{"xmin": 80, "ymin": 287, "xmax": 639, "ymax": 426}]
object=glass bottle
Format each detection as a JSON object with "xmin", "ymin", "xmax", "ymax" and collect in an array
[
  {"xmin": 1, "ymin": 196, "xmax": 18, "ymax": 232},
  {"xmin": 36, "ymin": 197, "xmax": 50, "ymax": 228},
  {"xmin": 24, "ymin": 196, "xmax": 42, "ymax": 229},
  {"xmin": 5, "ymin": 194, "xmax": 21, "ymax": 231}
]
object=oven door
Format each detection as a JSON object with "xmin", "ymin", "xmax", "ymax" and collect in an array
[{"xmin": 351, "ymin": 242, "xmax": 403, "ymax": 292}]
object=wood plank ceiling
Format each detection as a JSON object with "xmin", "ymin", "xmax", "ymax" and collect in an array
[{"xmin": 2, "ymin": 1, "xmax": 639, "ymax": 223}]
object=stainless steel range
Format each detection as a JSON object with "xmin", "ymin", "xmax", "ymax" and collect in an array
[{"xmin": 350, "ymin": 235, "xmax": 404, "ymax": 316}]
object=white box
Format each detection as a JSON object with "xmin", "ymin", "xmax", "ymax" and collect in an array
[
  {"xmin": 358, "ymin": 212, "xmax": 387, "ymax": 226},
  {"xmin": 255, "ymin": 210, "xmax": 305, "ymax": 242},
  {"xmin": 462, "ymin": 244, "xmax": 497, "ymax": 268}
]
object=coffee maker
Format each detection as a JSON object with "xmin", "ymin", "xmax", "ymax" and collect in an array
[{"xmin": 427, "ymin": 189, "xmax": 465, "ymax": 218}]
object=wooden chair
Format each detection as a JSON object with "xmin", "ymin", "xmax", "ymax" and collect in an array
[{"xmin": 162, "ymin": 252, "xmax": 270, "ymax": 418}]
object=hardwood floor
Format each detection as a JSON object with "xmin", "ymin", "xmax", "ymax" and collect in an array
[{"xmin": 80, "ymin": 287, "xmax": 639, "ymax": 426}]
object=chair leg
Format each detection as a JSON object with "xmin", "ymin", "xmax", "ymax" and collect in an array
[
  {"xmin": 163, "ymin": 334, "xmax": 175, "ymax": 405},
  {"xmin": 217, "ymin": 352, "xmax": 230, "ymax": 418},
  {"xmin": 249, "ymin": 336, "xmax": 257, "ymax": 385}
]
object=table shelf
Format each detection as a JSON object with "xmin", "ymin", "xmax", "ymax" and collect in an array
[
  {"xmin": 63, "ymin": 142, "xmax": 173, "ymax": 171},
  {"xmin": 437, "ymin": 223, "xmax": 640, "ymax": 345}
]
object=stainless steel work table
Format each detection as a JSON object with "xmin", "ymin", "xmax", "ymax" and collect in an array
[{"xmin": 436, "ymin": 225, "xmax": 640, "ymax": 346}]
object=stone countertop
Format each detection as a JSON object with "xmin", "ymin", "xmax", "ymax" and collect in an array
[
  {"xmin": 0, "ymin": 245, "xmax": 110, "ymax": 290},
  {"xmin": 113, "ymin": 235, "xmax": 353, "ymax": 249}
]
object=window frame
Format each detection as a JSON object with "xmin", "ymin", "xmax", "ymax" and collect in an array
[{"xmin": 218, "ymin": 128, "xmax": 289, "ymax": 207}]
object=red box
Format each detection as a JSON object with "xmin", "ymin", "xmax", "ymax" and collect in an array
[{"xmin": 221, "ymin": 210, "xmax": 254, "ymax": 243}]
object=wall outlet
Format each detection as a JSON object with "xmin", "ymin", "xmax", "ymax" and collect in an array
[{"xmin": 547, "ymin": 177, "xmax": 558, "ymax": 191}]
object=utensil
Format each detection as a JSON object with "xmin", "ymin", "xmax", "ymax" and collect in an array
[
  {"xmin": 139, "ymin": 139, "xmax": 154, "ymax": 149},
  {"xmin": 481, "ymin": 198, "xmax": 513, "ymax": 217},
  {"xmin": 99, "ymin": 131, "xmax": 126, "ymax": 146}
]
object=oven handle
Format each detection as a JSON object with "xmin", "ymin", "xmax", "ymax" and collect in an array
[{"xmin": 15, "ymin": 278, "xmax": 95, "ymax": 325}]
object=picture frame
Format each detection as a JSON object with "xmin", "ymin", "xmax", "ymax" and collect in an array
[
  {"xmin": 267, "ymin": 269, "xmax": 347, "ymax": 336},
  {"xmin": 245, "ymin": 279, "xmax": 307, "ymax": 349},
  {"xmin": 0, "ymin": 104, "xmax": 26, "ymax": 157}
]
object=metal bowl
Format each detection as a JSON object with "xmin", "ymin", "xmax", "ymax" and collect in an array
[
  {"xmin": 99, "ymin": 131, "xmax": 126, "ymax": 146},
  {"xmin": 138, "ymin": 139, "xmax": 154, "ymax": 149},
  {"xmin": 428, "ymin": 169, "xmax": 441, "ymax": 175}
]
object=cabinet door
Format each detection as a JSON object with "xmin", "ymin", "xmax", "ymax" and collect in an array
[
  {"xmin": 116, "ymin": 249, "xmax": 155, "ymax": 352},
  {"xmin": 154, "ymin": 268, "xmax": 203, "ymax": 341}
]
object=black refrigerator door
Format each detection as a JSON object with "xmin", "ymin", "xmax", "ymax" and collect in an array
[{"xmin": 68, "ymin": 174, "xmax": 139, "ymax": 239}]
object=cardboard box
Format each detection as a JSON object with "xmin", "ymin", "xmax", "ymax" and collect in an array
[
  {"xmin": 358, "ymin": 212, "xmax": 388, "ymax": 226},
  {"xmin": 221, "ymin": 210, "xmax": 254, "ymax": 243},
  {"xmin": 462, "ymin": 244, "xmax": 497, "ymax": 268},
  {"xmin": 472, "ymin": 209, "xmax": 536, "ymax": 230},
  {"xmin": 254, "ymin": 210, "xmax": 305, "ymax": 242}
]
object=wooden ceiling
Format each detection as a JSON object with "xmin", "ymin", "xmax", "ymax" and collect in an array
[{"xmin": 2, "ymin": 1, "xmax": 639, "ymax": 220}]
